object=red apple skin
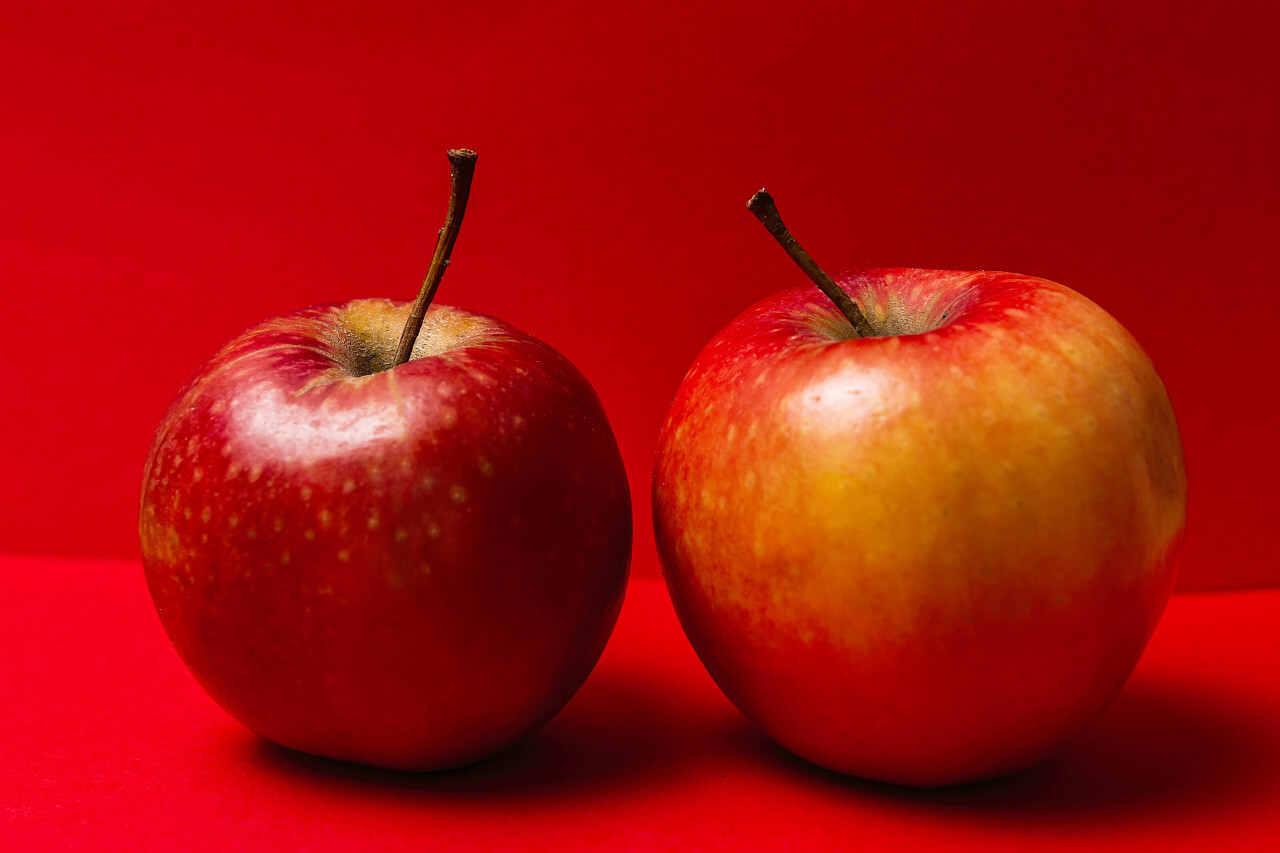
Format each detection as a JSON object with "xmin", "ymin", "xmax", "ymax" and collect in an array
[
  {"xmin": 140, "ymin": 299, "xmax": 631, "ymax": 771},
  {"xmin": 653, "ymin": 270, "xmax": 1187, "ymax": 787}
]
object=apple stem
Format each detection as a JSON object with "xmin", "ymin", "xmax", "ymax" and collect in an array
[
  {"xmin": 393, "ymin": 149, "xmax": 479, "ymax": 367},
  {"xmin": 746, "ymin": 189, "xmax": 876, "ymax": 338}
]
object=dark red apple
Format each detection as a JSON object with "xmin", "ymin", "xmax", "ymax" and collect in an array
[
  {"xmin": 651, "ymin": 191, "xmax": 1187, "ymax": 786},
  {"xmin": 139, "ymin": 151, "xmax": 631, "ymax": 770}
]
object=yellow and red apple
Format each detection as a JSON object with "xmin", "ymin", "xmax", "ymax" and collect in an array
[{"xmin": 652, "ymin": 194, "xmax": 1187, "ymax": 786}]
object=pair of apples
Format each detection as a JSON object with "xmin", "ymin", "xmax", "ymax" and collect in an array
[{"xmin": 139, "ymin": 151, "xmax": 1187, "ymax": 787}]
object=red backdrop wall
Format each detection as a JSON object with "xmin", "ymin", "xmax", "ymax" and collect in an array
[{"xmin": 1, "ymin": 0, "xmax": 1276, "ymax": 590}]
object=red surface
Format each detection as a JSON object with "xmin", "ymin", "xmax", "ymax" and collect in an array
[
  {"xmin": 4, "ymin": 553, "xmax": 1280, "ymax": 849},
  {"xmin": 1, "ymin": 1, "xmax": 1278, "ymax": 589}
]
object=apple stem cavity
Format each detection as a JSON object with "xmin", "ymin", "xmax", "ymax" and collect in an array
[
  {"xmin": 746, "ymin": 189, "xmax": 876, "ymax": 338},
  {"xmin": 393, "ymin": 149, "xmax": 480, "ymax": 367}
]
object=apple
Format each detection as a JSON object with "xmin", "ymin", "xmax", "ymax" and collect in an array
[
  {"xmin": 139, "ymin": 151, "xmax": 631, "ymax": 771},
  {"xmin": 652, "ymin": 190, "xmax": 1187, "ymax": 787}
]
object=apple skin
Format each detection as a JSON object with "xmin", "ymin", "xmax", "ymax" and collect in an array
[
  {"xmin": 653, "ymin": 269, "xmax": 1187, "ymax": 787},
  {"xmin": 140, "ymin": 298, "xmax": 631, "ymax": 771}
]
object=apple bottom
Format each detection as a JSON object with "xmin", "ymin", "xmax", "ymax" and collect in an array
[
  {"xmin": 667, "ymin": 539, "xmax": 1180, "ymax": 788},
  {"xmin": 172, "ymin": 574, "xmax": 627, "ymax": 771},
  {"xmin": 145, "ymin": 448, "xmax": 632, "ymax": 773}
]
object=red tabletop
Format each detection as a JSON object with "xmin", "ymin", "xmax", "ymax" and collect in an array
[{"xmin": 4, "ymin": 553, "xmax": 1278, "ymax": 850}]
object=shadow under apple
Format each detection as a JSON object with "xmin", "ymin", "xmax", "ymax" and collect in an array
[
  {"xmin": 249, "ymin": 659, "xmax": 707, "ymax": 799},
  {"xmin": 741, "ymin": 675, "xmax": 1273, "ymax": 825}
]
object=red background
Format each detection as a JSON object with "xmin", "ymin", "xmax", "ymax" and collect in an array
[
  {"xmin": 5, "ymin": 3, "xmax": 1280, "ymax": 847},
  {"xmin": 2, "ymin": 0, "xmax": 1277, "ymax": 590}
]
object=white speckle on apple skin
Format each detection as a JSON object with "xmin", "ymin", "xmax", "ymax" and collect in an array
[
  {"xmin": 201, "ymin": 507, "xmax": 211, "ymax": 523},
  {"xmin": 304, "ymin": 529, "xmax": 316, "ymax": 541},
  {"xmin": 367, "ymin": 513, "xmax": 380, "ymax": 530},
  {"xmin": 319, "ymin": 509, "xmax": 332, "ymax": 528},
  {"xmin": 337, "ymin": 551, "xmax": 350, "ymax": 563},
  {"xmin": 451, "ymin": 485, "xmax": 467, "ymax": 504},
  {"xmin": 342, "ymin": 478, "xmax": 356, "ymax": 494},
  {"xmin": 248, "ymin": 465, "xmax": 263, "ymax": 483},
  {"xmin": 394, "ymin": 528, "xmax": 408, "ymax": 542},
  {"xmin": 300, "ymin": 486, "xmax": 313, "ymax": 501}
]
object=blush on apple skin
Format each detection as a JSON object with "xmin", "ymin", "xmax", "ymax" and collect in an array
[
  {"xmin": 140, "ymin": 298, "xmax": 631, "ymax": 771},
  {"xmin": 653, "ymin": 269, "xmax": 1187, "ymax": 787}
]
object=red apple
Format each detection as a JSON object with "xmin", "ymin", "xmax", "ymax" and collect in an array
[
  {"xmin": 652, "ymin": 191, "xmax": 1187, "ymax": 787},
  {"xmin": 139, "ymin": 152, "xmax": 631, "ymax": 770}
]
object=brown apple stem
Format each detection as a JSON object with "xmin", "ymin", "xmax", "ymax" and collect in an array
[
  {"xmin": 746, "ymin": 189, "xmax": 875, "ymax": 338},
  {"xmin": 393, "ymin": 149, "xmax": 479, "ymax": 366}
]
